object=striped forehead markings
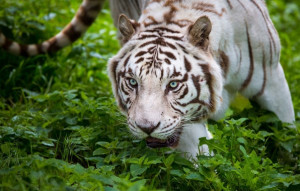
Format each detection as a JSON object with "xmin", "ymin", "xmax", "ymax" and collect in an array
[
  {"xmin": 159, "ymin": 48, "xmax": 176, "ymax": 60},
  {"xmin": 136, "ymin": 57, "xmax": 144, "ymax": 64},
  {"xmin": 135, "ymin": 51, "xmax": 147, "ymax": 57},
  {"xmin": 145, "ymin": 27, "xmax": 180, "ymax": 34},
  {"xmin": 131, "ymin": 37, "xmax": 181, "ymax": 71}
]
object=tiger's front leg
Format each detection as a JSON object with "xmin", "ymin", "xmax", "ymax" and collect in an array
[
  {"xmin": 175, "ymin": 123, "xmax": 213, "ymax": 159},
  {"xmin": 254, "ymin": 64, "xmax": 295, "ymax": 124}
]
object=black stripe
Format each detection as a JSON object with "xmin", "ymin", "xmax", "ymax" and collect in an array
[
  {"xmin": 37, "ymin": 44, "xmax": 44, "ymax": 54},
  {"xmin": 250, "ymin": 0, "xmax": 276, "ymax": 64},
  {"xmin": 176, "ymin": 43, "xmax": 188, "ymax": 54},
  {"xmin": 191, "ymin": 74, "xmax": 201, "ymax": 103},
  {"xmin": 170, "ymin": 104, "xmax": 184, "ymax": 115},
  {"xmin": 193, "ymin": 55, "xmax": 200, "ymax": 60},
  {"xmin": 240, "ymin": 23, "xmax": 254, "ymax": 91},
  {"xmin": 163, "ymin": 35, "xmax": 183, "ymax": 41},
  {"xmin": 160, "ymin": 69, "xmax": 164, "ymax": 81},
  {"xmin": 76, "ymin": 6, "xmax": 99, "ymax": 26},
  {"xmin": 138, "ymin": 65, "xmax": 143, "ymax": 77},
  {"xmin": 111, "ymin": 60, "xmax": 119, "ymax": 83},
  {"xmin": 169, "ymin": 69, "xmax": 182, "ymax": 78},
  {"xmin": 192, "ymin": 6, "xmax": 226, "ymax": 17},
  {"xmin": 219, "ymin": 51, "xmax": 229, "ymax": 78},
  {"xmin": 167, "ymin": 21, "xmax": 187, "ymax": 27},
  {"xmin": 178, "ymin": 86, "xmax": 188, "ymax": 99},
  {"xmin": 123, "ymin": 55, "xmax": 131, "ymax": 67},
  {"xmin": 139, "ymin": 41, "xmax": 157, "ymax": 48},
  {"xmin": 173, "ymin": 84, "xmax": 185, "ymax": 94},
  {"xmin": 136, "ymin": 57, "xmax": 144, "ymax": 64},
  {"xmin": 184, "ymin": 56, "xmax": 191, "ymax": 72},
  {"xmin": 113, "ymin": 66, "xmax": 127, "ymax": 111},
  {"xmin": 226, "ymin": 0, "xmax": 233, "ymax": 9},
  {"xmin": 164, "ymin": 58, "xmax": 171, "ymax": 65},
  {"xmin": 138, "ymin": 35, "xmax": 159, "ymax": 40},
  {"xmin": 193, "ymin": 2, "xmax": 215, "ymax": 8},
  {"xmin": 125, "ymin": 97, "xmax": 131, "ymax": 104},
  {"xmin": 47, "ymin": 37, "xmax": 60, "ymax": 52},
  {"xmin": 145, "ymin": 27, "xmax": 180, "ymax": 34},
  {"xmin": 199, "ymin": 64, "xmax": 215, "ymax": 112},
  {"xmin": 254, "ymin": 49, "xmax": 267, "ymax": 97},
  {"xmin": 159, "ymin": 48, "xmax": 176, "ymax": 60},
  {"xmin": 135, "ymin": 51, "xmax": 147, "ymax": 57},
  {"xmin": 2, "ymin": 38, "xmax": 13, "ymax": 49},
  {"xmin": 20, "ymin": 44, "xmax": 29, "ymax": 56},
  {"xmin": 166, "ymin": 42, "xmax": 177, "ymax": 50},
  {"xmin": 237, "ymin": 46, "xmax": 242, "ymax": 72},
  {"xmin": 121, "ymin": 83, "xmax": 130, "ymax": 96},
  {"xmin": 62, "ymin": 24, "xmax": 82, "ymax": 42},
  {"xmin": 124, "ymin": 80, "xmax": 134, "ymax": 92},
  {"xmin": 236, "ymin": 0, "xmax": 248, "ymax": 12},
  {"xmin": 269, "ymin": 40, "xmax": 273, "ymax": 65}
]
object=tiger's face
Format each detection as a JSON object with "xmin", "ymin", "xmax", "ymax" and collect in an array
[{"xmin": 108, "ymin": 15, "xmax": 223, "ymax": 148}]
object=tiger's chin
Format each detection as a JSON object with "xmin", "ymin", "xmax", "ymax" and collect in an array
[
  {"xmin": 145, "ymin": 122, "xmax": 183, "ymax": 148},
  {"xmin": 146, "ymin": 136, "xmax": 179, "ymax": 148},
  {"xmin": 145, "ymin": 132, "xmax": 181, "ymax": 148}
]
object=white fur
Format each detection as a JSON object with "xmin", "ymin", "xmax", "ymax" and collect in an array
[
  {"xmin": 108, "ymin": 0, "xmax": 295, "ymax": 159},
  {"xmin": 8, "ymin": 42, "xmax": 21, "ymax": 55},
  {"xmin": 41, "ymin": 41, "xmax": 50, "ymax": 52},
  {"xmin": 55, "ymin": 32, "xmax": 72, "ymax": 47},
  {"xmin": 27, "ymin": 45, "xmax": 38, "ymax": 56},
  {"xmin": 176, "ymin": 123, "xmax": 213, "ymax": 159},
  {"xmin": 71, "ymin": 18, "xmax": 88, "ymax": 32},
  {"xmin": 0, "ymin": 0, "xmax": 291, "ymax": 159},
  {"xmin": 0, "ymin": 0, "xmax": 292, "ymax": 159}
]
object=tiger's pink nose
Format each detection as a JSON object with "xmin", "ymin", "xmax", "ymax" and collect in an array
[{"xmin": 136, "ymin": 122, "xmax": 160, "ymax": 135}]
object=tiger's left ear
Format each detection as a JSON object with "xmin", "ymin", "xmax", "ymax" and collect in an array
[
  {"xmin": 118, "ymin": 14, "xmax": 137, "ymax": 44},
  {"xmin": 188, "ymin": 16, "xmax": 212, "ymax": 50}
]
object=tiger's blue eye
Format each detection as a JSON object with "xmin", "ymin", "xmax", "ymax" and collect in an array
[
  {"xmin": 129, "ymin": 78, "xmax": 137, "ymax": 86},
  {"xmin": 169, "ymin": 81, "xmax": 178, "ymax": 89}
]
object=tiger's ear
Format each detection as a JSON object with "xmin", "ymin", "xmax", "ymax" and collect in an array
[
  {"xmin": 118, "ymin": 14, "xmax": 136, "ymax": 44},
  {"xmin": 188, "ymin": 16, "xmax": 212, "ymax": 50}
]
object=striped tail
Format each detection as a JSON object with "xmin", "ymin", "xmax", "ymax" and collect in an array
[{"xmin": 0, "ymin": 0, "xmax": 104, "ymax": 56}]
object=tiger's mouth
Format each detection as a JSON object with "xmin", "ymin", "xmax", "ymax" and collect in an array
[
  {"xmin": 146, "ymin": 136, "xmax": 179, "ymax": 148},
  {"xmin": 145, "ymin": 122, "xmax": 183, "ymax": 148}
]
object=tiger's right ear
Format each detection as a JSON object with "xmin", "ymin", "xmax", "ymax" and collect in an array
[
  {"xmin": 188, "ymin": 16, "xmax": 212, "ymax": 50},
  {"xmin": 118, "ymin": 14, "xmax": 136, "ymax": 44}
]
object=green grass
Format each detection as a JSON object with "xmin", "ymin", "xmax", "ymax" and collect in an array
[{"xmin": 0, "ymin": 0, "xmax": 299, "ymax": 190}]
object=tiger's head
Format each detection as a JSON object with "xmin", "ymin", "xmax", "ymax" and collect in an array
[{"xmin": 108, "ymin": 15, "xmax": 223, "ymax": 148}]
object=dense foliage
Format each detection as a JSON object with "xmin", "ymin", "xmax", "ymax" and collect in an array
[{"xmin": 0, "ymin": 0, "xmax": 299, "ymax": 190}]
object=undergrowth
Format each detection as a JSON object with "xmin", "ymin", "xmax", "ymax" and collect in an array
[{"xmin": 0, "ymin": 0, "xmax": 299, "ymax": 190}]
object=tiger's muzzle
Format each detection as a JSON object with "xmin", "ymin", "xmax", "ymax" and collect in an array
[{"xmin": 129, "ymin": 118, "xmax": 182, "ymax": 148}]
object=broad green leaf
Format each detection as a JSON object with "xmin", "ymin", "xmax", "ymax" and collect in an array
[
  {"xmin": 239, "ymin": 145, "xmax": 248, "ymax": 158},
  {"xmin": 130, "ymin": 164, "xmax": 147, "ymax": 177},
  {"xmin": 93, "ymin": 148, "xmax": 110, "ymax": 156},
  {"xmin": 186, "ymin": 172, "xmax": 205, "ymax": 181}
]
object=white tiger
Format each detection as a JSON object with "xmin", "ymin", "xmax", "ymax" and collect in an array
[
  {"xmin": 108, "ymin": 0, "xmax": 295, "ymax": 158},
  {"xmin": 0, "ymin": 0, "xmax": 295, "ymax": 159}
]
